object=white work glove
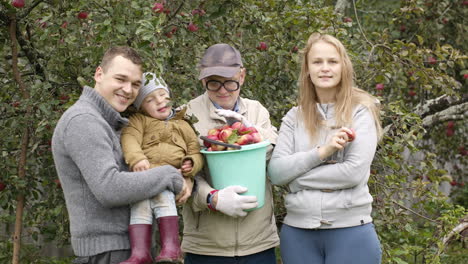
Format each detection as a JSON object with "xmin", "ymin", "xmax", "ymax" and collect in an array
[
  {"xmin": 215, "ymin": 186, "xmax": 258, "ymax": 217},
  {"xmin": 215, "ymin": 109, "xmax": 253, "ymax": 127}
]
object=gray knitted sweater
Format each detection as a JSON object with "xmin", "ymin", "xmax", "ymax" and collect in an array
[{"xmin": 52, "ymin": 86, "xmax": 183, "ymax": 256}]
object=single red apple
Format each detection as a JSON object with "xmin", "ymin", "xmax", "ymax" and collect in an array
[
  {"xmin": 152, "ymin": 2, "xmax": 164, "ymax": 13},
  {"xmin": 218, "ymin": 128, "xmax": 233, "ymax": 143},
  {"xmin": 343, "ymin": 17, "xmax": 352, "ymax": 23},
  {"xmin": 231, "ymin": 122, "xmax": 244, "ymax": 131},
  {"xmin": 227, "ymin": 143, "xmax": 240, "ymax": 151},
  {"xmin": 427, "ymin": 56, "xmax": 437, "ymax": 65},
  {"xmin": 236, "ymin": 134, "xmax": 252, "ymax": 145},
  {"xmin": 345, "ymin": 128, "xmax": 356, "ymax": 142},
  {"xmin": 256, "ymin": 42, "xmax": 268, "ymax": 51},
  {"xmin": 192, "ymin": 9, "xmax": 206, "ymax": 16},
  {"xmin": 459, "ymin": 146, "xmax": 467, "ymax": 156},
  {"xmin": 446, "ymin": 121, "xmax": 455, "ymax": 129},
  {"xmin": 0, "ymin": 182, "xmax": 6, "ymax": 191},
  {"xmin": 211, "ymin": 143, "xmax": 226, "ymax": 151},
  {"xmin": 408, "ymin": 90, "xmax": 417, "ymax": 97},
  {"xmin": 187, "ymin": 22, "xmax": 198, "ymax": 32},
  {"xmin": 203, "ymin": 134, "xmax": 219, "ymax": 148},
  {"xmin": 61, "ymin": 21, "xmax": 68, "ymax": 29},
  {"xmin": 207, "ymin": 128, "xmax": 220, "ymax": 137},
  {"xmin": 77, "ymin": 12, "xmax": 88, "ymax": 19},
  {"xmin": 54, "ymin": 179, "xmax": 61, "ymax": 188},
  {"xmin": 446, "ymin": 128, "xmax": 454, "ymax": 137},
  {"xmin": 463, "ymin": 74, "xmax": 468, "ymax": 79},
  {"xmin": 59, "ymin": 94, "xmax": 70, "ymax": 103},
  {"xmin": 375, "ymin": 83, "xmax": 384, "ymax": 91},
  {"xmin": 12, "ymin": 0, "xmax": 25, "ymax": 8}
]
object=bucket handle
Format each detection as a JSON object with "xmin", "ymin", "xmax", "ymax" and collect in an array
[{"xmin": 200, "ymin": 136, "xmax": 242, "ymax": 150}]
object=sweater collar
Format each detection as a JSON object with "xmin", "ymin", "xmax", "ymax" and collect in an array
[
  {"xmin": 81, "ymin": 86, "xmax": 129, "ymax": 130},
  {"xmin": 316, "ymin": 103, "xmax": 335, "ymax": 120}
]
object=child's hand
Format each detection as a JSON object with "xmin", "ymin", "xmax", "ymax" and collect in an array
[
  {"xmin": 176, "ymin": 177, "xmax": 194, "ymax": 205},
  {"xmin": 181, "ymin": 159, "xmax": 193, "ymax": 174},
  {"xmin": 133, "ymin": 159, "xmax": 150, "ymax": 172}
]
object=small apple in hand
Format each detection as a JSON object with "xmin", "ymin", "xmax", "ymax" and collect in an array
[{"xmin": 345, "ymin": 128, "xmax": 356, "ymax": 142}]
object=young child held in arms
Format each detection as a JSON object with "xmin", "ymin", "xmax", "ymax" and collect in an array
[{"xmin": 120, "ymin": 72, "xmax": 203, "ymax": 264}]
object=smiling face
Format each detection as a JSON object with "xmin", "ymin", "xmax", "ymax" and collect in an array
[
  {"xmin": 202, "ymin": 69, "xmax": 245, "ymax": 110},
  {"xmin": 307, "ymin": 41, "xmax": 342, "ymax": 94},
  {"xmin": 94, "ymin": 55, "xmax": 142, "ymax": 112},
  {"xmin": 140, "ymin": 89, "xmax": 171, "ymax": 120}
]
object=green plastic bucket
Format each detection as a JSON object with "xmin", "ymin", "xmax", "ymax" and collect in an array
[{"xmin": 201, "ymin": 140, "xmax": 270, "ymax": 210}]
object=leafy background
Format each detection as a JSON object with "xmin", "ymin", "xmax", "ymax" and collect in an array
[{"xmin": 0, "ymin": 0, "xmax": 466, "ymax": 263}]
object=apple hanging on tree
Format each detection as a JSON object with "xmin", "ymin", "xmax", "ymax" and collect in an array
[{"xmin": 12, "ymin": 0, "xmax": 25, "ymax": 8}]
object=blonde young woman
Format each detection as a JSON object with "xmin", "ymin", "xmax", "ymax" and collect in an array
[{"xmin": 268, "ymin": 33, "xmax": 383, "ymax": 264}]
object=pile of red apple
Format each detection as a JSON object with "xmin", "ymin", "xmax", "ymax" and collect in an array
[{"xmin": 204, "ymin": 122, "xmax": 263, "ymax": 151}]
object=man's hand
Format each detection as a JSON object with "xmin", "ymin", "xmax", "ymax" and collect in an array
[
  {"xmin": 133, "ymin": 159, "xmax": 150, "ymax": 172},
  {"xmin": 215, "ymin": 109, "xmax": 253, "ymax": 127},
  {"xmin": 213, "ymin": 185, "xmax": 257, "ymax": 217},
  {"xmin": 176, "ymin": 177, "xmax": 193, "ymax": 205}
]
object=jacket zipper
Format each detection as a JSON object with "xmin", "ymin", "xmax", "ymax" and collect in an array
[
  {"xmin": 195, "ymin": 211, "xmax": 200, "ymax": 230},
  {"xmin": 234, "ymin": 218, "xmax": 239, "ymax": 255}
]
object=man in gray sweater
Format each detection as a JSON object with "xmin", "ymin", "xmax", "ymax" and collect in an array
[{"xmin": 52, "ymin": 46, "xmax": 184, "ymax": 264}]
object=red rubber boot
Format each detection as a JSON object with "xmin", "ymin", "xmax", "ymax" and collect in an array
[
  {"xmin": 155, "ymin": 216, "xmax": 183, "ymax": 263},
  {"xmin": 119, "ymin": 224, "xmax": 153, "ymax": 264}
]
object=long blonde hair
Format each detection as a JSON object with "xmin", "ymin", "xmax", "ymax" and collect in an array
[{"xmin": 297, "ymin": 33, "xmax": 382, "ymax": 141}]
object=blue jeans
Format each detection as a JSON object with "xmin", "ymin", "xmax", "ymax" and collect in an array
[
  {"xmin": 184, "ymin": 247, "xmax": 276, "ymax": 264},
  {"xmin": 280, "ymin": 223, "xmax": 381, "ymax": 264}
]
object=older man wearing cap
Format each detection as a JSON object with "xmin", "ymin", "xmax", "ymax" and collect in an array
[{"xmin": 181, "ymin": 43, "xmax": 279, "ymax": 263}]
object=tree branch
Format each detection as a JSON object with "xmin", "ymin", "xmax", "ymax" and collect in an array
[
  {"xmin": 168, "ymin": 0, "xmax": 186, "ymax": 21},
  {"xmin": 392, "ymin": 200, "xmax": 439, "ymax": 223},
  {"xmin": 421, "ymin": 101, "xmax": 468, "ymax": 128},
  {"xmin": 16, "ymin": 23, "xmax": 46, "ymax": 78},
  {"xmin": 442, "ymin": 221, "xmax": 467, "ymax": 245},
  {"xmin": 352, "ymin": 0, "xmax": 373, "ymax": 47},
  {"xmin": 415, "ymin": 94, "xmax": 468, "ymax": 118}
]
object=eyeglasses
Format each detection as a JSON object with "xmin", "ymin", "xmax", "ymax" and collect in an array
[{"xmin": 205, "ymin": 80, "xmax": 240, "ymax": 92}]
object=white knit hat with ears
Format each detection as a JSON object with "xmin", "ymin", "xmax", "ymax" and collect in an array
[{"xmin": 134, "ymin": 72, "xmax": 170, "ymax": 110}]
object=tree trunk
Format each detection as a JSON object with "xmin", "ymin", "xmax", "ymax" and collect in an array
[{"xmin": 9, "ymin": 13, "xmax": 31, "ymax": 264}]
